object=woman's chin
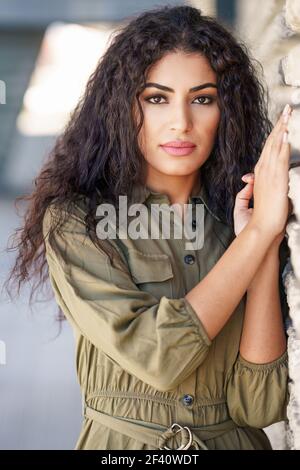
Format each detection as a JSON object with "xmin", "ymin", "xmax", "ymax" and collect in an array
[{"xmin": 155, "ymin": 161, "xmax": 202, "ymax": 176}]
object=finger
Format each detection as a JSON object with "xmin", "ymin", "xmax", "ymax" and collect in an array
[
  {"xmin": 262, "ymin": 105, "xmax": 292, "ymax": 163},
  {"xmin": 281, "ymin": 103, "xmax": 293, "ymax": 122},
  {"xmin": 281, "ymin": 103, "xmax": 292, "ymax": 121},
  {"xmin": 278, "ymin": 104, "xmax": 292, "ymax": 129},
  {"xmin": 241, "ymin": 173, "xmax": 254, "ymax": 183},
  {"xmin": 278, "ymin": 131, "xmax": 291, "ymax": 164},
  {"xmin": 266, "ymin": 117, "xmax": 288, "ymax": 154},
  {"xmin": 274, "ymin": 105, "xmax": 293, "ymax": 138},
  {"xmin": 235, "ymin": 182, "xmax": 254, "ymax": 211},
  {"xmin": 267, "ymin": 125, "xmax": 288, "ymax": 166},
  {"xmin": 265, "ymin": 107, "xmax": 293, "ymax": 166}
]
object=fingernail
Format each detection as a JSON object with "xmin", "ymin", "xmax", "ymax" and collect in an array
[
  {"xmin": 283, "ymin": 104, "xmax": 290, "ymax": 115},
  {"xmin": 283, "ymin": 131, "xmax": 289, "ymax": 143}
]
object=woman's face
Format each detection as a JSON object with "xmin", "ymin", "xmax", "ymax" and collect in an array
[{"xmin": 136, "ymin": 50, "xmax": 221, "ymax": 177}]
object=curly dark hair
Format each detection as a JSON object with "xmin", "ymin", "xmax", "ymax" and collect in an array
[{"xmin": 4, "ymin": 4, "xmax": 273, "ymax": 315}]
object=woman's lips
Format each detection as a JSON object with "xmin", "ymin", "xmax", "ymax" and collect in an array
[{"xmin": 160, "ymin": 145, "xmax": 196, "ymax": 156}]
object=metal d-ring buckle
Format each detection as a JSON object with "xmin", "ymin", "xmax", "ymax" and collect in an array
[{"xmin": 159, "ymin": 423, "xmax": 193, "ymax": 450}]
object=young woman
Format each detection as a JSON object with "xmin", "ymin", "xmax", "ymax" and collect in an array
[{"xmin": 6, "ymin": 5, "xmax": 292, "ymax": 450}]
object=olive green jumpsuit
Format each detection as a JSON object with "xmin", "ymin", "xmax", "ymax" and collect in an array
[{"xmin": 42, "ymin": 182, "xmax": 289, "ymax": 450}]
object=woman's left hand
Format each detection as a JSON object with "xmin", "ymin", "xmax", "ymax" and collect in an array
[
  {"xmin": 233, "ymin": 172, "xmax": 293, "ymax": 243},
  {"xmin": 233, "ymin": 173, "xmax": 255, "ymax": 237}
]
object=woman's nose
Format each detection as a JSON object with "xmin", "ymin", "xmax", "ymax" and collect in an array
[{"xmin": 169, "ymin": 104, "xmax": 193, "ymax": 132}]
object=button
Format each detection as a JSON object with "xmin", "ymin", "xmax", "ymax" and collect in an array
[
  {"xmin": 181, "ymin": 394, "xmax": 194, "ymax": 406},
  {"xmin": 184, "ymin": 254, "xmax": 195, "ymax": 265},
  {"xmin": 192, "ymin": 219, "xmax": 197, "ymax": 229}
]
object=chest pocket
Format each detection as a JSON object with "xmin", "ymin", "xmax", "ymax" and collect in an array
[{"xmin": 127, "ymin": 248, "xmax": 174, "ymax": 299}]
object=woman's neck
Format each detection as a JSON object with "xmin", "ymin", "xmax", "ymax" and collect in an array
[{"xmin": 145, "ymin": 170, "xmax": 201, "ymax": 206}]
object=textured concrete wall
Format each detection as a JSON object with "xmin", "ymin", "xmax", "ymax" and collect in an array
[{"xmin": 236, "ymin": 0, "xmax": 300, "ymax": 450}]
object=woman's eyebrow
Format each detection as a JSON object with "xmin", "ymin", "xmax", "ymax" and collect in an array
[{"xmin": 144, "ymin": 82, "xmax": 217, "ymax": 92}]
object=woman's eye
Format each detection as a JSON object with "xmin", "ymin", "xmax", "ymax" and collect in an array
[
  {"xmin": 144, "ymin": 95, "xmax": 214, "ymax": 105},
  {"xmin": 194, "ymin": 96, "xmax": 213, "ymax": 105},
  {"xmin": 145, "ymin": 95, "xmax": 166, "ymax": 104}
]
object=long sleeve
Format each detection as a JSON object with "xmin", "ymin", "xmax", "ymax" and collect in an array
[
  {"xmin": 42, "ymin": 202, "xmax": 212, "ymax": 392},
  {"xmin": 225, "ymin": 350, "xmax": 289, "ymax": 428},
  {"xmin": 226, "ymin": 234, "xmax": 290, "ymax": 429}
]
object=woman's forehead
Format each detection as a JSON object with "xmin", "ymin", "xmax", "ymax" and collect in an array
[{"xmin": 146, "ymin": 51, "xmax": 216, "ymax": 83}]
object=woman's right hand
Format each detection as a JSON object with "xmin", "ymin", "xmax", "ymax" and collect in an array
[{"xmin": 249, "ymin": 104, "xmax": 293, "ymax": 240}]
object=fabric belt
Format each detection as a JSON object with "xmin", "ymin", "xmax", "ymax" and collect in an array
[{"xmin": 84, "ymin": 404, "xmax": 238, "ymax": 450}]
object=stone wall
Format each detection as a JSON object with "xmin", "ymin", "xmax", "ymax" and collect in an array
[{"xmin": 236, "ymin": 0, "xmax": 300, "ymax": 450}]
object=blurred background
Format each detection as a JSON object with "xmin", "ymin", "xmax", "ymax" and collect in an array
[{"xmin": 1, "ymin": 0, "xmax": 298, "ymax": 450}]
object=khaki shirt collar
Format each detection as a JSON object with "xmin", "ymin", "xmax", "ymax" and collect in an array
[{"xmin": 129, "ymin": 181, "xmax": 223, "ymax": 223}]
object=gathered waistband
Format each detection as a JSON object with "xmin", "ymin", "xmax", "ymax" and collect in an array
[{"xmin": 83, "ymin": 403, "xmax": 238, "ymax": 450}]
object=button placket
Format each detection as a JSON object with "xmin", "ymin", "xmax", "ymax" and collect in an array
[
  {"xmin": 183, "ymin": 199, "xmax": 201, "ymax": 265},
  {"xmin": 170, "ymin": 205, "xmax": 199, "ymax": 293},
  {"xmin": 175, "ymin": 199, "xmax": 198, "ymax": 426},
  {"xmin": 176, "ymin": 371, "xmax": 196, "ymax": 425},
  {"xmin": 166, "ymin": 203, "xmax": 200, "ymax": 296}
]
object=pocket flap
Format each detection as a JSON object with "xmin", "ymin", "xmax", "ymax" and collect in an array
[{"xmin": 127, "ymin": 249, "xmax": 174, "ymax": 284}]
